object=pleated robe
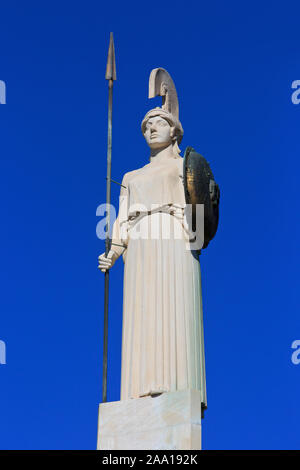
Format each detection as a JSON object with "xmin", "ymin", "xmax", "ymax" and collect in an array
[{"xmin": 111, "ymin": 156, "xmax": 207, "ymax": 407}]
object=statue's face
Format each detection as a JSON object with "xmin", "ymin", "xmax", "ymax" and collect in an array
[{"xmin": 143, "ymin": 116, "xmax": 173, "ymax": 149}]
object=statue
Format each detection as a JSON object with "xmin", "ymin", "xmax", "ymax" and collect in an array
[{"xmin": 98, "ymin": 68, "xmax": 219, "ymax": 417}]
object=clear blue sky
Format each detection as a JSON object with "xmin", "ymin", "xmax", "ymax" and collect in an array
[{"xmin": 0, "ymin": 0, "xmax": 299, "ymax": 450}]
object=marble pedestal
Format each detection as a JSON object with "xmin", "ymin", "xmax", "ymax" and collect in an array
[{"xmin": 97, "ymin": 389, "xmax": 202, "ymax": 450}]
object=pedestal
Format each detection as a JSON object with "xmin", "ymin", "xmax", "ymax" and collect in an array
[{"xmin": 97, "ymin": 389, "xmax": 202, "ymax": 450}]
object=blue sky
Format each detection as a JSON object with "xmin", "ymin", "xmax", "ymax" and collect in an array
[{"xmin": 0, "ymin": 0, "xmax": 299, "ymax": 450}]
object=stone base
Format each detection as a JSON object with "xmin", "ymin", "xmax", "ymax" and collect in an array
[{"xmin": 97, "ymin": 389, "xmax": 202, "ymax": 450}]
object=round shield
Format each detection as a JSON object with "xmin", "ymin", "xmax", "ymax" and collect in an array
[{"xmin": 183, "ymin": 146, "xmax": 220, "ymax": 249}]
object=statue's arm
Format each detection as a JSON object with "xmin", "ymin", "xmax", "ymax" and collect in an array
[{"xmin": 98, "ymin": 174, "xmax": 128, "ymax": 272}]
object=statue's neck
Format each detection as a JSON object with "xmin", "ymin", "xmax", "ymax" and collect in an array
[{"xmin": 150, "ymin": 144, "xmax": 175, "ymax": 164}]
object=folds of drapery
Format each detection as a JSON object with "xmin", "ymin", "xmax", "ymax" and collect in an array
[
  {"xmin": 108, "ymin": 168, "xmax": 207, "ymax": 409},
  {"xmin": 120, "ymin": 212, "xmax": 207, "ymax": 409}
]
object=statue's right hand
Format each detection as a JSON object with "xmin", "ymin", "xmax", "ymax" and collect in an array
[{"xmin": 98, "ymin": 250, "xmax": 116, "ymax": 273}]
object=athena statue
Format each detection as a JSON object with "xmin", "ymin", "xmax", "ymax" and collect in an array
[{"xmin": 98, "ymin": 68, "xmax": 219, "ymax": 413}]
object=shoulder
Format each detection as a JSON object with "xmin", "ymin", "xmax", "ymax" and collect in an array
[
  {"xmin": 173, "ymin": 156, "xmax": 184, "ymax": 176},
  {"xmin": 174, "ymin": 156, "xmax": 183, "ymax": 167},
  {"xmin": 122, "ymin": 166, "xmax": 146, "ymax": 184}
]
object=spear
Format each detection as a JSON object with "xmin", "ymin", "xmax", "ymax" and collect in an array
[{"xmin": 102, "ymin": 32, "xmax": 116, "ymax": 403}]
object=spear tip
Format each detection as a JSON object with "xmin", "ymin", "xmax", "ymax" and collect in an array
[{"xmin": 105, "ymin": 32, "xmax": 117, "ymax": 81}]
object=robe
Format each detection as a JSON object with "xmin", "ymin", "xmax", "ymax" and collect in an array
[{"xmin": 111, "ymin": 156, "xmax": 207, "ymax": 408}]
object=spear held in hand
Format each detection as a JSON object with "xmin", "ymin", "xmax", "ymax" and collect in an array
[{"xmin": 102, "ymin": 32, "xmax": 116, "ymax": 403}]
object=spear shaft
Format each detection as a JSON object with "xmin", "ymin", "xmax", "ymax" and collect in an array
[{"xmin": 102, "ymin": 33, "xmax": 116, "ymax": 403}]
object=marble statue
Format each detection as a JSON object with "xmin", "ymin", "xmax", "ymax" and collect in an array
[{"xmin": 98, "ymin": 68, "xmax": 217, "ymax": 413}]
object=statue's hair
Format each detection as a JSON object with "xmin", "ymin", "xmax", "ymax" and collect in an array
[{"xmin": 141, "ymin": 107, "xmax": 184, "ymax": 158}]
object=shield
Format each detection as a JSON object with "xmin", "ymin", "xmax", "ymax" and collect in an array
[{"xmin": 183, "ymin": 146, "xmax": 220, "ymax": 249}]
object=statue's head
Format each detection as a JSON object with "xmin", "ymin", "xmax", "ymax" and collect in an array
[
  {"xmin": 141, "ymin": 68, "xmax": 184, "ymax": 157},
  {"xmin": 141, "ymin": 107, "xmax": 184, "ymax": 156}
]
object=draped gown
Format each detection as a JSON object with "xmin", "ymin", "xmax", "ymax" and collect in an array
[{"xmin": 111, "ymin": 156, "xmax": 207, "ymax": 408}]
